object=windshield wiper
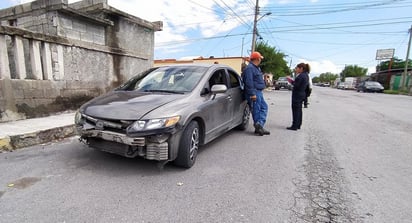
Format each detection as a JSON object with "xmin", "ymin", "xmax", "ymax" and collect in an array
[{"xmin": 143, "ymin": 89, "xmax": 185, "ymax": 94}]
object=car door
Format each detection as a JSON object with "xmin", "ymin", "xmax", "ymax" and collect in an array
[
  {"xmin": 201, "ymin": 68, "xmax": 232, "ymax": 142},
  {"xmin": 226, "ymin": 68, "xmax": 244, "ymax": 127}
]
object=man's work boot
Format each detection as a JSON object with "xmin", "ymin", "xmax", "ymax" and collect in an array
[
  {"xmin": 254, "ymin": 123, "xmax": 264, "ymax": 136},
  {"xmin": 261, "ymin": 127, "xmax": 270, "ymax": 135},
  {"xmin": 254, "ymin": 123, "xmax": 270, "ymax": 135}
]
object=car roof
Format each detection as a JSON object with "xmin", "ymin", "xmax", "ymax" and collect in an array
[{"xmin": 154, "ymin": 63, "xmax": 231, "ymax": 69}]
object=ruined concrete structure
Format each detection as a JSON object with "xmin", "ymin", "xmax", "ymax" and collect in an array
[{"xmin": 0, "ymin": 0, "xmax": 162, "ymax": 122}]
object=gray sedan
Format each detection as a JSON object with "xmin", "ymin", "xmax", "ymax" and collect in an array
[{"xmin": 75, "ymin": 64, "xmax": 250, "ymax": 168}]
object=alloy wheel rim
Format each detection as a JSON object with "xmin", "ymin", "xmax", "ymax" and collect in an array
[{"xmin": 189, "ymin": 128, "xmax": 199, "ymax": 160}]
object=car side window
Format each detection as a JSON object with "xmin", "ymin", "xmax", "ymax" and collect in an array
[
  {"xmin": 209, "ymin": 69, "xmax": 227, "ymax": 88},
  {"xmin": 228, "ymin": 70, "xmax": 240, "ymax": 89}
]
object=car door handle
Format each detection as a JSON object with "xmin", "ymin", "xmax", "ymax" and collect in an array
[{"xmin": 226, "ymin": 95, "xmax": 232, "ymax": 100}]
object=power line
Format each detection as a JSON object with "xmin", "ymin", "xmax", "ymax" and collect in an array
[{"xmin": 262, "ymin": 0, "xmax": 411, "ymax": 16}]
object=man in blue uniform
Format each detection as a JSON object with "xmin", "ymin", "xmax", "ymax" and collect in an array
[{"xmin": 242, "ymin": 51, "xmax": 270, "ymax": 136}]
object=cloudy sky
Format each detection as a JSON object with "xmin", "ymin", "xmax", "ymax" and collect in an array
[{"xmin": 1, "ymin": 0, "xmax": 411, "ymax": 76}]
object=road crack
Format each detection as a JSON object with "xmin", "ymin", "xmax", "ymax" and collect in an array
[{"xmin": 289, "ymin": 129, "xmax": 362, "ymax": 223}]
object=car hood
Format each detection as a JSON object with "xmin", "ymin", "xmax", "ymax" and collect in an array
[{"xmin": 81, "ymin": 91, "xmax": 184, "ymax": 120}]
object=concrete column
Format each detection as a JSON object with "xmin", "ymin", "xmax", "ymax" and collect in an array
[
  {"xmin": 41, "ymin": 42, "xmax": 53, "ymax": 80},
  {"xmin": 29, "ymin": 40, "xmax": 43, "ymax": 80},
  {"xmin": 0, "ymin": 34, "xmax": 11, "ymax": 79},
  {"xmin": 57, "ymin": 45, "xmax": 64, "ymax": 80},
  {"xmin": 13, "ymin": 36, "xmax": 26, "ymax": 79}
]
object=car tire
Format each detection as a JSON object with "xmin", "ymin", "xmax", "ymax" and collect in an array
[
  {"xmin": 236, "ymin": 105, "xmax": 250, "ymax": 130},
  {"xmin": 174, "ymin": 121, "xmax": 200, "ymax": 168}
]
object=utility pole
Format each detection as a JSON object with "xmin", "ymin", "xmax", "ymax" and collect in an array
[
  {"xmin": 251, "ymin": 0, "xmax": 259, "ymax": 53},
  {"xmin": 401, "ymin": 25, "xmax": 412, "ymax": 92}
]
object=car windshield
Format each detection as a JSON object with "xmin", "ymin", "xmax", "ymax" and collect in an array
[
  {"xmin": 117, "ymin": 66, "xmax": 207, "ymax": 93},
  {"xmin": 366, "ymin": 82, "xmax": 382, "ymax": 87},
  {"xmin": 278, "ymin": 77, "xmax": 287, "ymax": 81}
]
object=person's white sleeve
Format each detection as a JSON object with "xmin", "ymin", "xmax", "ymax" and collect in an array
[{"xmin": 309, "ymin": 75, "xmax": 313, "ymax": 88}]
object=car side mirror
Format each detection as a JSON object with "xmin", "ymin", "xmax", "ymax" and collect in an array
[
  {"xmin": 210, "ymin": 84, "xmax": 227, "ymax": 100},
  {"xmin": 211, "ymin": 84, "xmax": 227, "ymax": 94}
]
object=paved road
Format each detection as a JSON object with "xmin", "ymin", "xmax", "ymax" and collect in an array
[{"xmin": 1, "ymin": 87, "xmax": 411, "ymax": 223}]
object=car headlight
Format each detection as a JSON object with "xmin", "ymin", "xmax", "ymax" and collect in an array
[
  {"xmin": 129, "ymin": 116, "xmax": 180, "ymax": 131},
  {"xmin": 74, "ymin": 111, "xmax": 84, "ymax": 125}
]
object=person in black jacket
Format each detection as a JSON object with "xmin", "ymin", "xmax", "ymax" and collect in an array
[{"xmin": 287, "ymin": 63, "xmax": 310, "ymax": 131}]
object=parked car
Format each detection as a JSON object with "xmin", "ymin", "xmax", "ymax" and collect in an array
[
  {"xmin": 356, "ymin": 81, "xmax": 384, "ymax": 93},
  {"xmin": 75, "ymin": 64, "xmax": 250, "ymax": 168},
  {"xmin": 337, "ymin": 82, "xmax": 345, "ymax": 89},
  {"xmin": 274, "ymin": 77, "xmax": 292, "ymax": 90}
]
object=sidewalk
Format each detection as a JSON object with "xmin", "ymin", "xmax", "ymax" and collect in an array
[{"xmin": 0, "ymin": 112, "xmax": 76, "ymax": 152}]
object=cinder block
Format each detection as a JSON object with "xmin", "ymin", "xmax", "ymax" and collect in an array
[
  {"xmin": 0, "ymin": 7, "xmax": 15, "ymax": 17},
  {"xmin": 24, "ymin": 88, "xmax": 45, "ymax": 99},
  {"xmin": 60, "ymin": 17, "xmax": 73, "ymax": 29},
  {"xmin": 80, "ymin": 32, "xmax": 94, "ymax": 43},
  {"xmin": 65, "ymin": 29, "xmax": 81, "ymax": 41},
  {"xmin": 73, "ymin": 20, "xmax": 86, "ymax": 32}
]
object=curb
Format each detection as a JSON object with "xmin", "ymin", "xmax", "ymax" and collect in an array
[{"xmin": 0, "ymin": 125, "xmax": 76, "ymax": 152}]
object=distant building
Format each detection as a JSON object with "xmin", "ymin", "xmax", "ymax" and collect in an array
[
  {"xmin": 370, "ymin": 68, "xmax": 411, "ymax": 91},
  {"xmin": 155, "ymin": 56, "xmax": 247, "ymax": 75}
]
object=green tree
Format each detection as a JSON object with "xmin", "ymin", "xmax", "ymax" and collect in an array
[
  {"xmin": 340, "ymin": 65, "xmax": 367, "ymax": 80},
  {"xmin": 312, "ymin": 76, "xmax": 320, "ymax": 84},
  {"xmin": 318, "ymin": 72, "xmax": 339, "ymax": 84},
  {"xmin": 377, "ymin": 57, "xmax": 412, "ymax": 71},
  {"xmin": 255, "ymin": 42, "xmax": 290, "ymax": 80}
]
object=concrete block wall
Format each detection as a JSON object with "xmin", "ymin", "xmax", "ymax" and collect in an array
[
  {"xmin": 114, "ymin": 18, "xmax": 154, "ymax": 55},
  {"xmin": 58, "ymin": 14, "xmax": 105, "ymax": 45},
  {"xmin": 0, "ymin": 29, "xmax": 153, "ymax": 122},
  {"xmin": 0, "ymin": 0, "xmax": 162, "ymax": 122}
]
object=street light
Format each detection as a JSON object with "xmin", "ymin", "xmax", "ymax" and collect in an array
[{"xmin": 251, "ymin": 12, "xmax": 272, "ymax": 53}]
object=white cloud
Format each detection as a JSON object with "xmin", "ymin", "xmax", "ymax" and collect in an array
[
  {"xmin": 296, "ymin": 59, "xmax": 342, "ymax": 77},
  {"xmin": 107, "ymin": 0, "xmax": 253, "ymax": 55},
  {"xmin": 367, "ymin": 66, "xmax": 377, "ymax": 75}
]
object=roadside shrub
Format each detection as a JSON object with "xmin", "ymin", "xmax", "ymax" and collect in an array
[
  {"xmin": 383, "ymin": 89, "xmax": 410, "ymax": 95},
  {"xmin": 384, "ymin": 90, "xmax": 399, "ymax": 94}
]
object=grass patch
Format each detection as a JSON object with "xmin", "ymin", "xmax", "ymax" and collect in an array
[
  {"xmin": 384, "ymin": 90, "xmax": 399, "ymax": 94},
  {"xmin": 384, "ymin": 89, "xmax": 410, "ymax": 95}
]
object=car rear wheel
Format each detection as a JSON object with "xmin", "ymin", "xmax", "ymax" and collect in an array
[
  {"xmin": 174, "ymin": 121, "xmax": 200, "ymax": 168},
  {"xmin": 236, "ymin": 105, "xmax": 250, "ymax": 130}
]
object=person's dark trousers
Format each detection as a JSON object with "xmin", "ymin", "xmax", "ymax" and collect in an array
[
  {"xmin": 303, "ymin": 88, "xmax": 311, "ymax": 108},
  {"xmin": 292, "ymin": 100, "xmax": 303, "ymax": 128}
]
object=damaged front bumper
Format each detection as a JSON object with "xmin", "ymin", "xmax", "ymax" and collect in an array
[{"xmin": 75, "ymin": 115, "xmax": 180, "ymax": 161}]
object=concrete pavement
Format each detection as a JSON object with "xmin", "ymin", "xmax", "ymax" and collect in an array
[{"xmin": 0, "ymin": 112, "xmax": 76, "ymax": 152}]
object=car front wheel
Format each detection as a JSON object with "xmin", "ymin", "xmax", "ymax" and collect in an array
[
  {"xmin": 174, "ymin": 121, "xmax": 200, "ymax": 168},
  {"xmin": 236, "ymin": 105, "xmax": 250, "ymax": 130}
]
